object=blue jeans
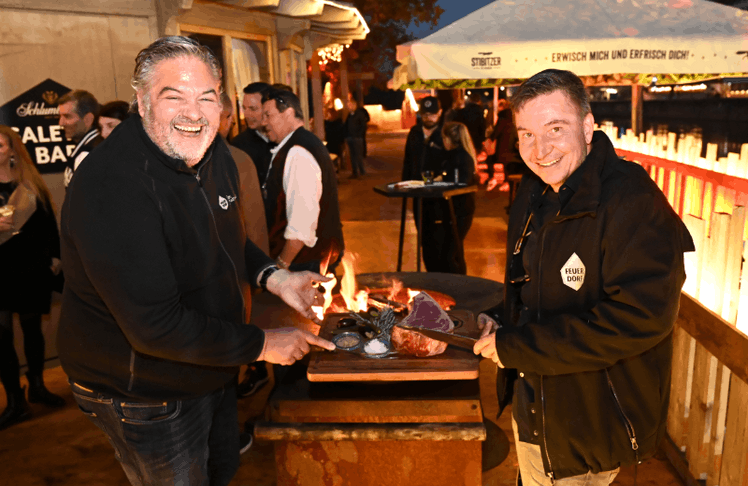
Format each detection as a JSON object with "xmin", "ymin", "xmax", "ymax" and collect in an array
[
  {"xmin": 346, "ymin": 137, "xmax": 365, "ymax": 175},
  {"xmin": 70, "ymin": 380, "xmax": 239, "ymax": 486}
]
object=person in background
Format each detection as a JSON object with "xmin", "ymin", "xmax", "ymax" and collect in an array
[
  {"xmin": 484, "ymin": 99, "xmax": 527, "ymax": 183},
  {"xmin": 98, "ymin": 100, "xmax": 130, "ymax": 139},
  {"xmin": 58, "ymin": 90, "xmax": 103, "ymax": 187},
  {"xmin": 232, "ymin": 82, "xmax": 274, "ymax": 186},
  {"xmin": 58, "ymin": 36, "xmax": 335, "ymax": 486},
  {"xmin": 419, "ymin": 121, "xmax": 477, "ymax": 275},
  {"xmin": 0, "ymin": 126, "xmax": 65, "ymax": 431},
  {"xmin": 401, "ymin": 96, "xmax": 448, "ymax": 247},
  {"xmin": 219, "ymin": 92, "xmax": 269, "ymax": 255},
  {"xmin": 323, "ymin": 106, "xmax": 345, "ymax": 172},
  {"xmin": 344, "ymin": 98, "xmax": 368, "ymax": 179},
  {"xmin": 474, "ymin": 69, "xmax": 694, "ymax": 485},
  {"xmin": 219, "ymin": 92, "xmax": 273, "ymax": 401},
  {"xmin": 453, "ymin": 91, "xmax": 486, "ymax": 154},
  {"xmin": 261, "ymin": 88, "xmax": 344, "ymax": 274}
]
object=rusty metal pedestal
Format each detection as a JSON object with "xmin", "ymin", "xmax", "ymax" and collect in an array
[{"xmin": 255, "ymin": 364, "xmax": 485, "ymax": 486}]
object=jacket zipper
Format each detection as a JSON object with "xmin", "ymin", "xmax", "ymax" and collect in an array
[
  {"xmin": 537, "ymin": 213, "xmax": 556, "ymax": 484},
  {"xmin": 606, "ymin": 369, "xmax": 640, "ymax": 462},
  {"xmin": 533, "ymin": 191, "xmax": 598, "ymax": 483},
  {"xmin": 195, "ymin": 171, "xmax": 247, "ymax": 317}
]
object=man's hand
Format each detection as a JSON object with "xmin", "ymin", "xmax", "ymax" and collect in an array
[
  {"xmin": 474, "ymin": 313, "xmax": 503, "ymax": 367},
  {"xmin": 266, "ymin": 269, "xmax": 332, "ymax": 323},
  {"xmin": 0, "ymin": 215, "xmax": 12, "ymax": 232},
  {"xmin": 258, "ymin": 327, "xmax": 336, "ymax": 365},
  {"xmin": 50, "ymin": 258, "xmax": 62, "ymax": 275}
]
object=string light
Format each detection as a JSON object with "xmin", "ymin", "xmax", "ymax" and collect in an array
[{"xmin": 318, "ymin": 44, "xmax": 345, "ymax": 65}]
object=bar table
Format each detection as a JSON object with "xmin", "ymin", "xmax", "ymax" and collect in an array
[{"xmin": 373, "ymin": 181, "xmax": 479, "ymax": 272}]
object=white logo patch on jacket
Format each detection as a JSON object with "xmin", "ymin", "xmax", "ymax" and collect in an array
[
  {"xmin": 218, "ymin": 195, "xmax": 236, "ymax": 210},
  {"xmin": 561, "ymin": 252, "xmax": 586, "ymax": 291}
]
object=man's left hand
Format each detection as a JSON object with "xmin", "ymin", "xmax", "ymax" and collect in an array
[{"xmin": 266, "ymin": 269, "xmax": 331, "ymax": 324}]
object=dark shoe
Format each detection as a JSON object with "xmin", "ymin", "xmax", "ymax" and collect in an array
[
  {"xmin": 26, "ymin": 372, "xmax": 66, "ymax": 408},
  {"xmin": 0, "ymin": 386, "xmax": 31, "ymax": 430},
  {"xmin": 239, "ymin": 431, "xmax": 254, "ymax": 455},
  {"xmin": 237, "ymin": 365, "xmax": 269, "ymax": 398}
]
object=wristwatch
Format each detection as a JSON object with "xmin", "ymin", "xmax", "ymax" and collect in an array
[{"xmin": 259, "ymin": 265, "xmax": 280, "ymax": 292}]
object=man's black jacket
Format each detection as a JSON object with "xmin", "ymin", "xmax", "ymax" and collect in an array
[
  {"xmin": 58, "ymin": 115, "xmax": 273, "ymax": 401},
  {"xmin": 231, "ymin": 128, "xmax": 273, "ymax": 185},
  {"xmin": 486, "ymin": 131, "xmax": 694, "ymax": 479}
]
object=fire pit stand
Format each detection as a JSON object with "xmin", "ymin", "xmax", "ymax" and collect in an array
[{"xmin": 252, "ymin": 272, "xmax": 503, "ymax": 486}]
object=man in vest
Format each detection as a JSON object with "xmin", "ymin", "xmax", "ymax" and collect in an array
[{"xmin": 260, "ymin": 88, "xmax": 344, "ymax": 274}]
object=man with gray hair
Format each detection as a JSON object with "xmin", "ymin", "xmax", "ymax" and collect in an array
[
  {"xmin": 473, "ymin": 69, "xmax": 694, "ymax": 485},
  {"xmin": 58, "ymin": 36, "xmax": 335, "ymax": 486},
  {"xmin": 58, "ymin": 89, "xmax": 103, "ymax": 187}
]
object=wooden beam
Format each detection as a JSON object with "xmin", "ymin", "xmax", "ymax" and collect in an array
[
  {"xmin": 310, "ymin": 50, "xmax": 325, "ymax": 140},
  {"xmin": 631, "ymin": 84, "xmax": 643, "ymax": 136},
  {"xmin": 254, "ymin": 422, "xmax": 487, "ymax": 441},
  {"xmin": 677, "ymin": 292, "xmax": 748, "ymax": 385}
]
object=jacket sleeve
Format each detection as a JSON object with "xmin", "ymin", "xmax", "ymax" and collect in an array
[
  {"xmin": 494, "ymin": 192, "xmax": 690, "ymax": 375},
  {"xmin": 69, "ymin": 171, "xmax": 265, "ymax": 367}
]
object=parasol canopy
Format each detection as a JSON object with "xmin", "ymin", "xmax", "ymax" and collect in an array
[{"xmin": 393, "ymin": 0, "xmax": 748, "ymax": 89}]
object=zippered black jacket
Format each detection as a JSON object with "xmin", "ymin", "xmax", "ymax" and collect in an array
[
  {"xmin": 486, "ymin": 131, "xmax": 694, "ymax": 479},
  {"xmin": 58, "ymin": 115, "xmax": 273, "ymax": 401}
]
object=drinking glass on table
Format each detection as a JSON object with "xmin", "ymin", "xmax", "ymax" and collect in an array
[
  {"xmin": 0, "ymin": 204, "xmax": 19, "ymax": 235},
  {"xmin": 421, "ymin": 170, "xmax": 434, "ymax": 184}
]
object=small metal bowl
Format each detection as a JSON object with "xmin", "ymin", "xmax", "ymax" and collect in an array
[
  {"xmin": 333, "ymin": 332, "xmax": 363, "ymax": 351},
  {"xmin": 361, "ymin": 337, "xmax": 392, "ymax": 358}
]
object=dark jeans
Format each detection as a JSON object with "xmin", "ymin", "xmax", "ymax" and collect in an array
[
  {"xmin": 70, "ymin": 380, "xmax": 240, "ymax": 486},
  {"xmin": 346, "ymin": 137, "xmax": 365, "ymax": 176},
  {"xmin": 0, "ymin": 312, "xmax": 46, "ymax": 393}
]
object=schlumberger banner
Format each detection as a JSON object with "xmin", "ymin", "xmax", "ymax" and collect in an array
[{"xmin": 0, "ymin": 79, "xmax": 73, "ymax": 174}]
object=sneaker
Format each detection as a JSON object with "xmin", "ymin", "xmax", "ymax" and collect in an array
[
  {"xmin": 237, "ymin": 364, "xmax": 270, "ymax": 398},
  {"xmin": 239, "ymin": 432, "xmax": 253, "ymax": 455}
]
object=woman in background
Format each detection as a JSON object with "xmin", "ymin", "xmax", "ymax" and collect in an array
[
  {"xmin": 0, "ymin": 126, "xmax": 64, "ymax": 430},
  {"xmin": 420, "ymin": 121, "xmax": 478, "ymax": 275},
  {"xmin": 98, "ymin": 100, "xmax": 130, "ymax": 139}
]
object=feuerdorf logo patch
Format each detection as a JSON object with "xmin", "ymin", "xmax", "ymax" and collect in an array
[
  {"xmin": 218, "ymin": 195, "xmax": 237, "ymax": 210},
  {"xmin": 561, "ymin": 252, "xmax": 585, "ymax": 291},
  {"xmin": 472, "ymin": 52, "xmax": 501, "ymax": 70}
]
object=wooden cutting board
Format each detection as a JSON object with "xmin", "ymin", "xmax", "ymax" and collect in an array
[{"xmin": 307, "ymin": 309, "xmax": 480, "ymax": 382}]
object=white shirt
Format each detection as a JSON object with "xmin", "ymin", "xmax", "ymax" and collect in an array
[{"xmin": 268, "ymin": 129, "xmax": 323, "ymax": 248}]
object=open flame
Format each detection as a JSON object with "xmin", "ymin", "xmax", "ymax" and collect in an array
[{"xmin": 312, "ymin": 252, "xmax": 442, "ymax": 320}]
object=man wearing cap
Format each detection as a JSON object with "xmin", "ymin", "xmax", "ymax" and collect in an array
[{"xmin": 401, "ymin": 96, "xmax": 449, "ymax": 271}]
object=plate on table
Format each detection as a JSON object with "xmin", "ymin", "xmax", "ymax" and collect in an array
[{"xmin": 391, "ymin": 180, "xmax": 425, "ymax": 189}]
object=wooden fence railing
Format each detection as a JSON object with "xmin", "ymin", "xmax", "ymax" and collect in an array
[{"xmin": 616, "ymin": 148, "xmax": 748, "ymax": 485}]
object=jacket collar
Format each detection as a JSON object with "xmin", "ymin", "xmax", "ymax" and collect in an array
[{"xmin": 129, "ymin": 113, "xmax": 216, "ymax": 175}]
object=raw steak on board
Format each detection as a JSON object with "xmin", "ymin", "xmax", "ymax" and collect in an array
[{"xmin": 392, "ymin": 292, "xmax": 454, "ymax": 357}]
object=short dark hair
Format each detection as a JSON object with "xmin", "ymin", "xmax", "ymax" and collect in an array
[
  {"xmin": 58, "ymin": 90, "xmax": 100, "ymax": 124},
  {"xmin": 271, "ymin": 83, "xmax": 294, "ymax": 93},
  {"xmin": 262, "ymin": 89, "xmax": 303, "ymax": 120},
  {"xmin": 511, "ymin": 69, "xmax": 591, "ymax": 119},
  {"xmin": 99, "ymin": 100, "xmax": 131, "ymax": 121},
  {"xmin": 243, "ymin": 82, "xmax": 271, "ymax": 96}
]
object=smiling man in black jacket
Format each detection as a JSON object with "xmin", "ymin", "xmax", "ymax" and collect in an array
[
  {"xmin": 57, "ymin": 36, "xmax": 335, "ymax": 486},
  {"xmin": 474, "ymin": 70, "xmax": 694, "ymax": 485}
]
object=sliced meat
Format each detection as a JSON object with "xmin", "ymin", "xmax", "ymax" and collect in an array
[{"xmin": 392, "ymin": 292, "xmax": 454, "ymax": 357}]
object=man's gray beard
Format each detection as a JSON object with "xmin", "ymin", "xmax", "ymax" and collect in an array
[{"xmin": 142, "ymin": 102, "xmax": 215, "ymax": 166}]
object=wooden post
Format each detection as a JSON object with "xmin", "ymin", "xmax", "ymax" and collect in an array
[
  {"xmin": 493, "ymin": 86, "xmax": 499, "ymax": 126},
  {"xmin": 631, "ymin": 84, "xmax": 643, "ymax": 136},
  {"xmin": 340, "ymin": 54, "xmax": 350, "ymax": 119},
  {"xmin": 310, "ymin": 50, "xmax": 325, "ymax": 141}
]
